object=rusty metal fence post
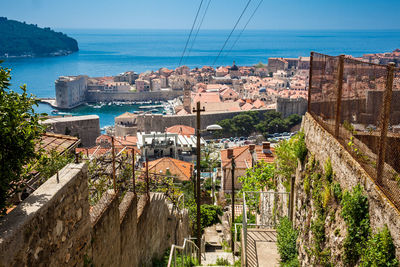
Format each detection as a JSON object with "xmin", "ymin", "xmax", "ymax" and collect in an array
[
  {"xmin": 376, "ymin": 63, "xmax": 395, "ymax": 184},
  {"xmin": 334, "ymin": 55, "xmax": 345, "ymax": 137},
  {"xmin": 307, "ymin": 52, "xmax": 314, "ymax": 113}
]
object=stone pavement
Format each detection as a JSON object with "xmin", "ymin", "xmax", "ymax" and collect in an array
[{"xmin": 246, "ymin": 229, "xmax": 279, "ymax": 267}]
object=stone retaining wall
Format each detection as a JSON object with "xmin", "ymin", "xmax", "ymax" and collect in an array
[
  {"xmin": 301, "ymin": 112, "xmax": 400, "ymax": 261},
  {"xmin": 0, "ymin": 163, "xmax": 90, "ymax": 267},
  {"xmin": 0, "ymin": 163, "xmax": 189, "ymax": 267}
]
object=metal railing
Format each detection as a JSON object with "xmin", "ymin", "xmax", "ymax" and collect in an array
[
  {"xmin": 167, "ymin": 237, "xmax": 206, "ymax": 267},
  {"xmin": 241, "ymin": 191, "xmax": 290, "ymax": 267}
]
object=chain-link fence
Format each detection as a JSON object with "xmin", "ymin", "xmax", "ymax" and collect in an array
[{"xmin": 309, "ymin": 52, "xmax": 400, "ymax": 211}]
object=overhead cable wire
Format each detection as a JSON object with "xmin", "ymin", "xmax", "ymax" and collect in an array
[
  {"xmin": 212, "ymin": 0, "xmax": 252, "ymax": 66},
  {"xmin": 178, "ymin": 0, "xmax": 205, "ymax": 67},
  {"xmin": 222, "ymin": 0, "xmax": 264, "ymax": 60},
  {"xmin": 184, "ymin": 0, "xmax": 212, "ymax": 65}
]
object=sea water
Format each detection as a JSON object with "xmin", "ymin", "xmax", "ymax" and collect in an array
[{"xmin": 3, "ymin": 29, "xmax": 400, "ymax": 127}]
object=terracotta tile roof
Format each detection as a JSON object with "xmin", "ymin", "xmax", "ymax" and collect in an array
[
  {"xmin": 221, "ymin": 145, "xmax": 275, "ymax": 169},
  {"xmin": 166, "ymin": 125, "xmax": 195, "ymax": 136},
  {"xmin": 39, "ymin": 132, "xmax": 80, "ymax": 154},
  {"xmin": 253, "ymin": 99, "xmax": 265, "ymax": 109},
  {"xmin": 221, "ymin": 146, "xmax": 249, "ymax": 168},
  {"xmin": 192, "ymin": 92, "xmax": 221, "ymax": 103},
  {"xmin": 241, "ymin": 103, "xmax": 254, "ymax": 111},
  {"xmin": 116, "ymin": 112, "xmax": 136, "ymax": 119},
  {"xmin": 76, "ymin": 145, "xmax": 140, "ymax": 157},
  {"xmin": 146, "ymin": 157, "xmax": 193, "ymax": 181}
]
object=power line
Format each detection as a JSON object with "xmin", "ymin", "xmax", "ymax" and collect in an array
[
  {"xmin": 184, "ymin": 0, "xmax": 212, "ymax": 65},
  {"xmin": 178, "ymin": 0, "xmax": 205, "ymax": 67},
  {"xmin": 223, "ymin": 0, "xmax": 264, "ymax": 60},
  {"xmin": 212, "ymin": 0, "xmax": 252, "ymax": 66}
]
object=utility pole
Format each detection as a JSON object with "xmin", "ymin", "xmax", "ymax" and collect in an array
[
  {"xmin": 193, "ymin": 101, "xmax": 205, "ymax": 264},
  {"xmin": 146, "ymin": 157, "xmax": 149, "ymax": 198},
  {"xmin": 132, "ymin": 148, "xmax": 136, "ymax": 194},
  {"xmin": 230, "ymin": 153, "xmax": 235, "ymax": 255}
]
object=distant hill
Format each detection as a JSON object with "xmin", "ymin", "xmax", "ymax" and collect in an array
[{"xmin": 0, "ymin": 17, "xmax": 78, "ymax": 58}]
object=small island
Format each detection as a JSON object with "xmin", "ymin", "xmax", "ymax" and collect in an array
[{"xmin": 0, "ymin": 17, "xmax": 78, "ymax": 58}]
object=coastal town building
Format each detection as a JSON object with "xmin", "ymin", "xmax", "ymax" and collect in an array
[
  {"xmin": 146, "ymin": 157, "xmax": 193, "ymax": 182},
  {"xmin": 55, "ymin": 75, "xmax": 88, "ymax": 109},
  {"xmin": 221, "ymin": 142, "xmax": 275, "ymax": 193},
  {"xmin": 136, "ymin": 131, "xmax": 205, "ymax": 161}
]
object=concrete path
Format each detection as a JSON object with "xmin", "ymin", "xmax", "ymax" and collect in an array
[
  {"xmin": 200, "ymin": 224, "xmax": 236, "ymax": 266},
  {"xmin": 246, "ymin": 229, "xmax": 279, "ymax": 267}
]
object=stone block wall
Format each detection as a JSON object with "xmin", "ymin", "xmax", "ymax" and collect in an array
[
  {"xmin": 136, "ymin": 108, "xmax": 274, "ymax": 133},
  {"xmin": 42, "ymin": 115, "xmax": 101, "ymax": 147},
  {"xmin": 90, "ymin": 191, "xmax": 121, "ymax": 267},
  {"xmin": 0, "ymin": 163, "xmax": 90, "ymax": 267},
  {"xmin": 301, "ymin": 112, "xmax": 400, "ymax": 261},
  {"xmin": 88, "ymin": 191, "xmax": 188, "ymax": 267},
  {"xmin": 86, "ymin": 90, "xmax": 183, "ymax": 103}
]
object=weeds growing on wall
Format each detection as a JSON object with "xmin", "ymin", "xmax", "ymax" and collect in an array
[{"xmin": 274, "ymin": 131, "xmax": 307, "ymax": 191}]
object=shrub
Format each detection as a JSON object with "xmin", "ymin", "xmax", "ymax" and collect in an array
[
  {"xmin": 341, "ymin": 184, "xmax": 370, "ymax": 266},
  {"xmin": 215, "ymin": 257, "xmax": 230, "ymax": 266},
  {"xmin": 360, "ymin": 225, "xmax": 399, "ymax": 267},
  {"xmin": 277, "ymin": 217, "xmax": 298, "ymax": 264},
  {"xmin": 332, "ymin": 182, "xmax": 342, "ymax": 202},
  {"xmin": 293, "ymin": 131, "xmax": 308, "ymax": 165}
]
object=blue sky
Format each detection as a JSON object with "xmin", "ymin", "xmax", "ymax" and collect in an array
[{"xmin": 1, "ymin": 0, "xmax": 399, "ymax": 30}]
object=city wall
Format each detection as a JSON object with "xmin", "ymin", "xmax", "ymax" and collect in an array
[
  {"xmin": 86, "ymin": 90, "xmax": 183, "ymax": 102},
  {"xmin": 296, "ymin": 113, "xmax": 400, "ymax": 263},
  {"xmin": 276, "ymin": 97, "xmax": 307, "ymax": 118},
  {"xmin": 137, "ymin": 108, "xmax": 275, "ymax": 133},
  {"xmin": 41, "ymin": 115, "xmax": 101, "ymax": 147},
  {"xmin": 0, "ymin": 163, "xmax": 189, "ymax": 267}
]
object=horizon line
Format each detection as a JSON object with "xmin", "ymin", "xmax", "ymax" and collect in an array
[{"xmin": 53, "ymin": 27, "xmax": 400, "ymax": 31}]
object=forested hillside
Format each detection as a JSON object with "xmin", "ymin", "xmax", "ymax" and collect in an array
[{"xmin": 0, "ymin": 17, "xmax": 78, "ymax": 57}]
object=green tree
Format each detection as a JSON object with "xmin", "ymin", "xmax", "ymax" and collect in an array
[
  {"xmin": 0, "ymin": 62, "xmax": 45, "ymax": 214},
  {"xmin": 239, "ymin": 161, "xmax": 275, "ymax": 193},
  {"xmin": 232, "ymin": 114, "xmax": 255, "ymax": 136}
]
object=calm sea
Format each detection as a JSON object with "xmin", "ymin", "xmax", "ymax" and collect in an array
[{"xmin": 2, "ymin": 29, "xmax": 400, "ymax": 127}]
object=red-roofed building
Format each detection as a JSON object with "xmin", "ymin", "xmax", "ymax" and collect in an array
[
  {"xmin": 241, "ymin": 102, "xmax": 254, "ymax": 111},
  {"xmin": 221, "ymin": 143, "xmax": 274, "ymax": 193},
  {"xmin": 192, "ymin": 92, "xmax": 221, "ymax": 104},
  {"xmin": 146, "ymin": 157, "xmax": 193, "ymax": 182},
  {"xmin": 166, "ymin": 125, "xmax": 195, "ymax": 136}
]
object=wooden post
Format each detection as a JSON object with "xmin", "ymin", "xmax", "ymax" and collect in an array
[
  {"xmin": 308, "ymin": 52, "xmax": 314, "ymax": 113},
  {"xmin": 231, "ymin": 156, "xmax": 235, "ymax": 255},
  {"xmin": 146, "ymin": 157, "xmax": 149, "ymax": 198},
  {"xmin": 111, "ymin": 136, "xmax": 117, "ymax": 192},
  {"xmin": 132, "ymin": 148, "xmax": 136, "ymax": 194},
  {"xmin": 335, "ymin": 55, "xmax": 345, "ymax": 137},
  {"xmin": 193, "ymin": 101, "xmax": 205, "ymax": 264},
  {"xmin": 289, "ymin": 174, "xmax": 295, "ymax": 221},
  {"xmin": 376, "ymin": 63, "xmax": 395, "ymax": 184}
]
